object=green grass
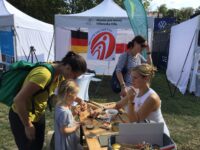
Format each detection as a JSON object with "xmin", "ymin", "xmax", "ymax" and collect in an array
[{"xmin": 1, "ymin": 71, "xmax": 200, "ymax": 149}]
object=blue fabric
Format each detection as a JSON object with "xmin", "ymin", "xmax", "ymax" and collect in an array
[
  {"xmin": 154, "ymin": 18, "xmax": 176, "ymax": 31},
  {"xmin": 0, "ymin": 31, "xmax": 14, "ymax": 63},
  {"xmin": 123, "ymin": 0, "xmax": 148, "ymax": 58}
]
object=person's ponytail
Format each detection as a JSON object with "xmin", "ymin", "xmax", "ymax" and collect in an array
[{"xmin": 61, "ymin": 51, "xmax": 87, "ymax": 73}]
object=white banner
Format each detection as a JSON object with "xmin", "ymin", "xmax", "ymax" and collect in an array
[{"xmin": 87, "ymin": 28, "xmax": 116, "ymax": 61}]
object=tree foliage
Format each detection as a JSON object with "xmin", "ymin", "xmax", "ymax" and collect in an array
[
  {"xmin": 7, "ymin": 0, "xmax": 68, "ymax": 23},
  {"xmin": 7, "ymin": 0, "xmax": 198, "ymax": 24}
]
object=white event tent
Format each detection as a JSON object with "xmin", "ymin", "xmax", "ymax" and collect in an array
[
  {"xmin": 0, "ymin": 0, "xmax": 54, "ymax": 64},
  {"xmin": 167, "ymin": 15, "xmax": 200, "ymax": 95},
  {"xmin": 55, "ymin": 0, "xmax": 154, "ymax": 75}
]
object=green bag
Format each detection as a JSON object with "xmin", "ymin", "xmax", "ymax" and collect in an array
[{"xmin": 0, "ymin": 60, "xmax": 54, "ymax": 107}]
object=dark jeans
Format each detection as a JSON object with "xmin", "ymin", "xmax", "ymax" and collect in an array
[{"xmin": 9, "ymin": 108, "xmax": 45, "ymax": 150}]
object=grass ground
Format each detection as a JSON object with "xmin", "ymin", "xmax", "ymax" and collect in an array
[{"xmin": 1, "ymin": 71, "xmax": 200, "ymax": 149}]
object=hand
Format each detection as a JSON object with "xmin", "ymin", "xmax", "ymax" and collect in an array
[
  {"xmin": 25, "ymin": 123, "xmax": 35, "ymax": 140},
  {"xmin": 80, "ymin": 101, "xmax": 87, "ymax": 111},
  {"xmin": 145, "ymin": 44, "xmax": 151, "ymax": 53},
  {"xmin": 75, "ymin": 122, "xmax": 81, "ymax": 130},
  {"xmin": 127, "ymin": 87, "xmax": 136, "ymax": 102},
  {"xmin": 115, "ymin": 103, "xmax": 123, "ymax": 110},
  {"xmin": 120, "ymin": 87, "xmax": 128, "ymax": 97},
  {"xmin": 74, "ymin": 106, "xmax": 81, "ymax": 115}
]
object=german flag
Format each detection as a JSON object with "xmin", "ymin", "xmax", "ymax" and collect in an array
[
  {"xmin": 71, "ymin": 30, "xmax": 128, "ymax": 54},
  {"xmin": 71, "ymin": 30, "xmax": 88, "ymax": 53}
]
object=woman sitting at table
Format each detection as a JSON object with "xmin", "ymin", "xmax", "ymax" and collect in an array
[{"xmin": 115, "ymin": 64, "xmax": 170, "ymax": 136}]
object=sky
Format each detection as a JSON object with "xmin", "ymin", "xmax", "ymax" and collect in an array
[{"xmin": 149, "ymin": 0, "xmax": 200, "ymax": 10}]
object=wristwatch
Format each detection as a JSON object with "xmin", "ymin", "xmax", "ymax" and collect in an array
[{"xmin": 147, "ymin": 52, "xmax": 151, "ymax": 55}]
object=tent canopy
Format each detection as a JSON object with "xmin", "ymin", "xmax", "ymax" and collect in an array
[
  {"xmin": 55, "ymin": 0, "xmax": 154, "ymax": 29},
  {"xmin": 0, "ymin": 0, "xmax": 53, "ymax": 32},
  {"xmin": 55, "ymin": 0, "xmax": 154, "ymax": 75},
  {"xmin": 0, "ymin": 0, "xmax": 54, "ymax": 62}
]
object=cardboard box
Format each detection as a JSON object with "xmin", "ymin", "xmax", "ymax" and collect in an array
[{"xmin": 108, "ymin": 123, "xmax": 176, "ymax": 150}]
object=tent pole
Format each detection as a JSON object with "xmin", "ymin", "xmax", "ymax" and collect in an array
[
  {"xmin": 47, "ymin": 30, "xmax": 55, "ymax": 62},
  {"xmin": 13, "ymin": 27, "xmax": 28, "ymax": 61},
  {"xmin": 12, "ymin": 26, "xmax": 18, "ymax": 62},
  {"xmin": 172, "ymin": 31, "xmax": 197, "ymax": 97}
]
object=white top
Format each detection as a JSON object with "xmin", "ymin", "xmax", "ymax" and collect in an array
[{"xmin": 134, "ymin": 88, "xmax": 170, "ymax": 136}]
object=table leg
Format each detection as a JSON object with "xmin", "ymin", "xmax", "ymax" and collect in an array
[{"xmin": 80, "ymin": 125, "xmax": 84, "ymax": 145}]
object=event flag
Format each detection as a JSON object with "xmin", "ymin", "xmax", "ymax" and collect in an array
[
  {"xmin": 71, "ymin": 30, "xmax": 128, "ymax": 54},
  {"xmin": 123, "ymin": 0, "xmax": 148, "ymax": 57},
  {"xmin": 123, "ymin": 0, "xmax": 148, "ymax": 39}
]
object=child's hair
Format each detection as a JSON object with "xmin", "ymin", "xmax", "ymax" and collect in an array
[
  {"xmin": 57, "ymin": 80, "xmax": 79, "ymax": 99},
  {"xmin": 132, "ymin": 64, "xmax": 157, "ymax": 81}
]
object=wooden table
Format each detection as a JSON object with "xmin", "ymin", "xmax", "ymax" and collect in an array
[{"xmin": 79, "ymin": 102, "xmax": 129, "ymax": 150}]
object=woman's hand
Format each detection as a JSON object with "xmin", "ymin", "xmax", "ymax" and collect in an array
[
  {"xmin": 127, "ymin": 87, "xmax": 136, "ymax": 102},
  {"xmin": 120, "ymin": 87, "xmax": 128, "ymax": 97},
  {"xmin": 80, "ymin": 101, "xmax": 87, "ymax": 111},
  {"xmin": 25, "ymin": 123, "xmax": 35, "ymax": 140}
]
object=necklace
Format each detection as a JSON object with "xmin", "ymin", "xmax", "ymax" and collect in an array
[{"xmin": 137, "ymin": 88, "xmax": 150, "ymax": 97}]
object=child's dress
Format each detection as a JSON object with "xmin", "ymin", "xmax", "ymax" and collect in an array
[{"xmin": 54, "ymin": 105, "xmax": 81, "ymax": 150}]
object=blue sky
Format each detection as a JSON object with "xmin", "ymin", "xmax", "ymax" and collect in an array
[{"xmin": 150, "ymin": 0, "xmax": 200, "ymax": 10}]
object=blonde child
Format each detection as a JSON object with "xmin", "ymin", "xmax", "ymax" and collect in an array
[{"xmin": 54, "ymin": 80, "xmax": 82, "ymax": 150}]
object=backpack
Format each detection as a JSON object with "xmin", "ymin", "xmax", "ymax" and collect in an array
[
  {"xmin": 111, "ymin": 52, "xmax": 128, "ymax": 93},
  {"xmin": 0, "ymin": 60, "xmax": 55, "ymax": 108}
]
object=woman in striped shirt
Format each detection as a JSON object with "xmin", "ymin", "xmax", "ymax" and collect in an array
[{"xmin": 115, "ymin": 35, "xmax": 152, "ymax": 97}]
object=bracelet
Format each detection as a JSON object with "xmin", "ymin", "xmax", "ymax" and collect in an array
[
  {"xmin": 120, "ymin": 83, "xmax": 126, "ymax": 88},
  {"xmin": 147, "ymin": 52, "xmax": 151, "ymax": 55}
]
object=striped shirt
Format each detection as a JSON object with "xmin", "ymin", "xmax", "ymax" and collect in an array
[{"xmin": 116, "ymin": 52, "xmax": 146, "ymax": 86}]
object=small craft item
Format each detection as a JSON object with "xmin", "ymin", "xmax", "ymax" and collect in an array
[
  {"xmin": 112, "ymin": 143, "xmax": 121, "ymax": 150},
  {"xmin": 87, "ymin": 132, "xmax": 97, "ymax": 138},
  {"xmin": 99, "ymin": 122, "xmax": 111, "ymax": 130},
  {"xmin": 88, "ymin": 108, "xmax": 99, "ymax": 118},
  {"xmin": 111, "ymin": 122, "xmax": 120, "ymax": 132},
  {"xmin": 86, "ymin": 124, "xmax": 94, "ymax": 130}
]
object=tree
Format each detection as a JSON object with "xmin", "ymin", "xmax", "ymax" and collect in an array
[
  {"xmin": 166, "ymin": 9, "xmax": 179, "ymax": 18},
  {"xmin": 194, "ymin": 6, "xmax": 200, "ymax": 14},
  {"xmin": 177, "ymin": 7, "xmax": 194, "ymax": 22},
  {"xmin": 7, "ymin": 0, "xmax": 68, "ymax": 23},
  {"xmin": 7, "ymin": 0, "xmax": 153, "ymax": 23},
  {"xmin": 157, "ymin": 4, "xmax": 168, "ymax": 17},
  {"xmin": 141, "ymin": 0, "xmax": 152, "ymax": 10}
]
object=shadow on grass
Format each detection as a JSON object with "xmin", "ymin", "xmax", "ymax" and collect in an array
[{"xmin": 89, "ymin": 71, "xmax": 200, "ymax": 117}]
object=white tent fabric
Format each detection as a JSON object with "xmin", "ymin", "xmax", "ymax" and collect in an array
[
  {"xmin": 55, "ymin": 0, "xmax": 154, "ymax": 29},
  {"xmin": 166, "ymin": 15, "xmax": 200, "ymax": 94},
  {"xmin": 55, "ymin": 0, "xmax": 154, "ymax": 75},
  {"xmin": 0, "ymin": 0, "xmax": 54, "ymax": 62}
]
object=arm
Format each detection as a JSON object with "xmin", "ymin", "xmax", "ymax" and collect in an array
[
  {"xmin": 127, "ymin": 93, "xmax": 160, "ymax": 122},
  {"xmin": 146, "ymin": 44, "xmax": 152, "ymax": 65},
  {"xmin": 116, "ymin": 72, "xmax": 126, "ymax": 88},
  {"xmin": 14, "ymin": 82, "xmax": 43, "ymax": 140},
  {"xmin": 115, "ymin": 87, "xmax": 136, "ymax": 109},
  {"xmin": 75, "ymin": 97, "xmax": 87, "ymax": 111},
  {"xmin": 60, "ymin": 124, "xmax": 79, "ymax": 134}
]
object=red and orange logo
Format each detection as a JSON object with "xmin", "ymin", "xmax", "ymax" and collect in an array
[{"xmin": 90, "ymin": 31, "xmax": 115, "ymax": 60}]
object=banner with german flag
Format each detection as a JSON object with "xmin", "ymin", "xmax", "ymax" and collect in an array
[
  {"xmin": 71, "ymin": 30, "xmax": 88, "ymax": 53},
  {"xmin": 71, "ymin": 30, "xmax": 128, "ymax": 54}
]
